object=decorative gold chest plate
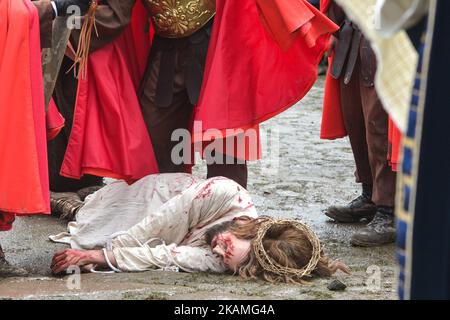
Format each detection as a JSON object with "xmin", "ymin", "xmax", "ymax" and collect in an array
[{"xmin": 144, "ymin": 0, "xmax": 216, "ymax": 38}]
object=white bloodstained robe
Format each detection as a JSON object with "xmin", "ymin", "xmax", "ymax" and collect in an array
[{"xmin": 50, "ymin": 173, "xmax": 258, "ymax": 273}]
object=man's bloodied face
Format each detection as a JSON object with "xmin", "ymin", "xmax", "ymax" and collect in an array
[{"xmin": 211, "ymin": 231, "xmax": 251, "ymax": 272}]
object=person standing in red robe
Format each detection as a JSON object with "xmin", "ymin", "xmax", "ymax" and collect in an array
[
  {"xmin": 0, "ymin": 0, "xmax": 89, "ymax": 277},
  {"xmin": 320, "ymin": 0, "xmax": 396, "ymax": 247},
  {"xmin": 55, "ymin": 0, "xmax": 338, "ymax": 189}
]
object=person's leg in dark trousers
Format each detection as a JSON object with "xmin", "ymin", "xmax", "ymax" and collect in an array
[
  {"xmin": 341, "ymin": 59, "xmax": 373, "ymax": 188},
  {"xmin": 326, "ymin": 48, "xmax": 396, "ymax": 245},
  {"xmin": 351, "ymin": 60, "xmax": 397, "ymax": 247},
  {"xmin": 139, "ymin": 45, "xmax": 248, "ymax": 187},
  {"xmin": 206, "ymin": 144, "xmax": 248, "ymax": 189},
  {"xmin": 140, "ymin": 49, "xmax": 195, "ymax": 174},
  {"xmin": 325, "ymin": 58, "xmax": 377, "ymax": 223},
  {"xmin": 360, "ymin": 82, "xmax": 396, "ymax": 208}
]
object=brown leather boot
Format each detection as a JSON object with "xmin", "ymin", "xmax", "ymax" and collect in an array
[{"xmin": 325, "ymin": 184, "xmax": 377, "ymax": 223}]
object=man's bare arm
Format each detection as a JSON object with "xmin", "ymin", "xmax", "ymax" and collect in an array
[{"xmin": 51, "ymin": 249, "xmax": 117, "ymax": 274}]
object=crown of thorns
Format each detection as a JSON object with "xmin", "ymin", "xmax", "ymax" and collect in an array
[{"xmin": 252, "ymin": 218, "xmax": 322, "ymax": 279}]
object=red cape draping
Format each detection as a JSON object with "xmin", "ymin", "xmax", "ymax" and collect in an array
[
  {"xmin": 320, "ymin": 52, "xmax": 347, "ymax": 139},
  {"xmin": 60, "ymin": 0, "xmax": 159, "ymax": 183},
  {"xmin": 319, "ymin": 0, "xmax": 347, "ymax": 139},
  {"xmin": 25, "ymin": 0, "xmax": 50, "ymax": 212},
  {"xmin": 0, "ymin": 0, "xmax": 50, "ymax": 231},
  {"xmin": 46, "ymin": 99, "xmax": 65, "ymax": 141},
  {"xmin": 61, "ymin": 0, "xmax": 338, "ymax": 182},
  {"xmin": 194, "ymin": 0, "xmax": 338, "ymax": 161},
  {"xmin": 194, "ymin": 0, "xmax": 338, "ymax": 136},
  {"xmin": 321, "ymin": 0, "xmax": 332, "ymax": 12}
]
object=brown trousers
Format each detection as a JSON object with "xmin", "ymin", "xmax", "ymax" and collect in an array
[
  {"xmin": 340, "ymin": 57, "xmax": 396, "ymax": 207},
  {"xmin": 138, "ymin": 42, "xmax": 248, "ymax": 188}
]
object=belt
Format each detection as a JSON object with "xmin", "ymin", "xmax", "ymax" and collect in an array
[{"xmin": 330, "ymin": 20, "xmax": 362, "ymax": 84}]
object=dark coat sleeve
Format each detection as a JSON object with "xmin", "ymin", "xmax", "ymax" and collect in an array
[
  {"xmin": 33, "ymin": 0, "xmax": 54, "ymax": 49},
  {"xmin": 72, "ymin": 0, "xmax": 137, "ymax": 52}
]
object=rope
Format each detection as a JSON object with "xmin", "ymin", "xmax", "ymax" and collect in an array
[{"xmin": 68, "ymin": 0, "xmax": 98, "ymax": 79}]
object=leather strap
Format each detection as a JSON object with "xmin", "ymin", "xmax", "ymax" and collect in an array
[
  {"xmin": 330, "ymin": 20, "xmax": 354, "ymax": 79},
  {"xmin": 344, "ymin": 30, "xmax": 362, "ymax": 85}
]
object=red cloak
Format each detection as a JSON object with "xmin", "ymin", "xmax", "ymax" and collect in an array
[
  {"xmin": 61, "ymin": 0, "xmax": 338, "ymax": 182},
  {"xmin": 319, "ymin": 0, "xmax": 347, "ymax": 140},
  {"xmin": 60, "ymin": 0, "xmax": 158, "ymax": 182},
  {"xmin": 196, "ymin": 0, "xmax": 337, "ymax": 133},
  {"xmin": 0, "ymin": 0, "xmax": 51, "ymax": 230},
  {"xmin": 46, "ymin": 99, "xmax": 65, "ymax": 141}
]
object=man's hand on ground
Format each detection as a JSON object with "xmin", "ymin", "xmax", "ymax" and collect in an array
[{"xmin": 50, "ymin": 249, "xmax": 97, "ymax": 274}]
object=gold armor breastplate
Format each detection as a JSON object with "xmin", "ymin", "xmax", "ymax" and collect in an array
[{"xmin": 144, "ymin": 0, "xmax": 216, "ymax": 38}]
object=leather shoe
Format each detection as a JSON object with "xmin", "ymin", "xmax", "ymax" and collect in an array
[
  {"xmin": 325, "ymin": 195, "xmax": 377, "ymax": 223},
  {"xmin": 351, "ymin": 209, "xmax": 396, "ymax": 247}
]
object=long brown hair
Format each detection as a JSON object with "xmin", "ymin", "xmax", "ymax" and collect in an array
[{"xmin": 228, "ymin": 216, "xmax": 350, "ymax": 284}]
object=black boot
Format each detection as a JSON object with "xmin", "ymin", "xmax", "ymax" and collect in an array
[
  {"xmin": 350, "ymin": 206, "xmax": 396, "ymax": 247},
  {"xmin": 325, "ymin": 184, "xmax": 377, "ymax": 223},
  {"xmin": 0, "ymin": 244, "xmax": 28, "ymax": 277}
]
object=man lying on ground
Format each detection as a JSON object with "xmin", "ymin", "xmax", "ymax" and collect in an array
[{"xmin": 50, "ymin": 173, "xmax": 349, "ymax": 283}]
